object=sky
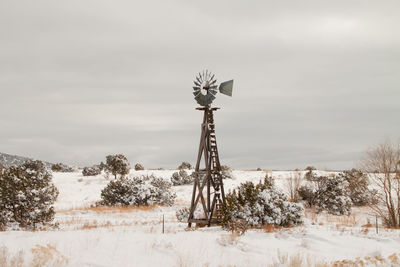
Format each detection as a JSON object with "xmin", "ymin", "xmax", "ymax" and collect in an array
[{"xmin": 0, "ymin": 0, "xmax": 399, "ymax": 170}]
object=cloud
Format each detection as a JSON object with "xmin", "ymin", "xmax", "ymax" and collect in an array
[{"xmin": 0, "ymin": 0, "xmax": 399, "ymax": 169}]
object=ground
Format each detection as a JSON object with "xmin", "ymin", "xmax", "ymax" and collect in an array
[{"xmin": 1, "ymin": 170, "xmax": 400, "ymax": 266}]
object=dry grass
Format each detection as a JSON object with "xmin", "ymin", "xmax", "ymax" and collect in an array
[
  {"xmin": 331, "ymin": 254, "xmax": 390, "ymax": 266},
  {"xmin": 56, "ymin": 204, "xmax": 158, "ymax": 214},
  {"xmin": 266, "ymin": 251, "xmax": 400, "ymax": 267},
  {"xmin": 174, "ymin": 199, "xmax": 190, "ymax": 205},
  {"xmin": 360, "ymin": 227, "xmax": 369, "ymax": 235},
  {"xmin": 79, "ymin": 220, "xmax": 112, "ymax": 230},
  {"xmin": 361, "ymin": 223, "xmax": 373, "ymax": 228},
  {"xmin": 0, "ymin": 244, "xmax": 69, "ymax": 267},
  {"xmin": 0, "ymin": 246, "xmax": 24, "ymax": 267},
  {"xmin": 268, "ymin": 251, "xmax": 323, "ymax": 267},
  {"xmin": 305, "ymin": 208, "xmax": 360, "ymax": 229},
  {"xmin": 324, "ymin": 214, "xmax": 357, "ymax": 227},
  {"xmin": 57, "ymin": 217, "xmax": 167, "ymax": 230},
  {"xmin": 261, "ymin": 224, "xmax": 283, "ymax": 233},
  {"xmin": 31, "ymin": 244, "xmax": 69, "ymax": 267},
  {"xmin": 151, "ymin": 239, "xmax": 174, "ymax": 250},
  {"xmin": 59, "ymin": 217, "xmax": 83, "ymax": 226},
  {"xmin": 260, "ymin": 224, "xmax": 298, "ymax": 234},
  {"xmin": 305, "ymin": 208, "xmax": 319, "ymax": 224},
  {"xmin": 175, "ymin": 255, "xmax": 194, "ymax": 267},
  {"xmin": 217, "ymin": 232, "xmax": 241, "ymax": 246},
  {"xmin": 87, "ymin": 205, "xmax": 158, "ymax": 213},
  {"xmin": 78, "ymin": 220, "xmax": 141, "ymax": 230}
]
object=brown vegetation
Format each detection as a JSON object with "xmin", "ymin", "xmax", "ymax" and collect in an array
[
  {"xmin": 361, "ymin": 141, "xmax": 400, "ymax": 227},
  {"xmin": 0, "ymin": 244, "xmax": 69, "ymax": 267},
  {"xmin": 285, "ymin": 171, "xmax": 303, "ymax": 202},
  {"xmin": 57, "ymin": 204, "xmax": 158, "ymax": 214}
]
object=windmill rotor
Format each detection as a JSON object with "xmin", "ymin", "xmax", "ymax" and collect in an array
[{"xmin": 192, "ymin": 70, "xmax": 234, "ymax": 107}]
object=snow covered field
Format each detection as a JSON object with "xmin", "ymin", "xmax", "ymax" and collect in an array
[{"xmin": 1, "ymin": 170, "xmax": 400, "ymax": 266}]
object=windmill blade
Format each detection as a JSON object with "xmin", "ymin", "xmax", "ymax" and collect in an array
[
  {"xmin": 194, "ymin": 81, "xmax": 201, "ymax": 86},
  {"xmin": 193, "ymin": 91, "xmax": 200, "ymax": 97},
  {"xmin": 210, "ymin": 79, "xmax": 217, "ymax": 85},
  {"xmin": 195, "ymin": 94, "xmax": 202, "ymax": 102},
  {"xmin": 219, "ymin": 80, "xmax": 234, "ymax": 97},
  {"xmin": 196, "ymin": 76, "xmax": 202, "ymax": 84},
  {"xmin": 209, "ymin": 89, "xmax": 217, "ymax": 96},
  {"xmin": 193, "ymin": 86, "xmax": 200, "ymax": 91}
]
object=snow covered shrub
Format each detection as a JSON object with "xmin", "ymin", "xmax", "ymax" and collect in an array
[
  {"xmin": 221, "ymin": 165, "xmax": 234, "ymax": 179},
  {"xmin": 226, "ymin": 218, "xmax": 248, "ymax": 235},
  {"xmin": 298, "ymin": 184, "xmax": 317, "ymax": 207},
  {"xmin": 0, "ymin": 210, "xmax": 9, "ymax": 231},
  {"xmin": 339, "ymin": 169, "xmax": 378, "ymax": 206},
  {"xmin": 98, "ymin": 162, "xmax": 106, "ymax": 171},
  {"xmin": 176, "ymin": 206, "xmax": 203, "ymax": 222},
  {"xmin": 315, "ymin": 175, "xmax": 352, "ymax": 215},
  {"xmin": 176, "ymin": 207, "xmax": 190, "ymax": 222},
  {"xmin": 178, "ymin": 162, "xmax": 192, "ymax": 170},
  {"xmin": 82, "ymin": 166, "xmax": 101, "ymax": 176},
  {"xmin": 98, "ymin": 175, "xmax": 176, "ymax": 206},
  {"xmin": 222, "ymin": 176, "xmax": 304, "ymax": 228},
  {"xmin": 304, "ymin": 166, "xmax": 316, "ymax": 180},
  {"xmin": 134, "ymin": 163, "xmax": 144, "ymax": 171},
  {"xmin": 171, "ymin": 170, "xmax": 193, "ymax": 186},
  {"xmin": 0, "ymin": 161, "xmax": 59, "ymax": 229},
  {"xmin": 298, "ymin": 175, "xmax": 352, "ymax": 215},
  {"xmin": 104, "ymin": 154, "xmax": 130, "ymax": 179},
  {"xmin": 51, "ymin": 163, "xmax": 74, "ymax": 172}
]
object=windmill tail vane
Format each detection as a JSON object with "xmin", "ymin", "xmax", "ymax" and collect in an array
[{"xmin": 219, "ymin": 80, "xmax": 234, "ymax": 97}]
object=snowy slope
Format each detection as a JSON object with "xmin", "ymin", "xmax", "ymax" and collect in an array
[{"xmin": 0, "ymin": 152, "xmax": 53, "ymax": 168}]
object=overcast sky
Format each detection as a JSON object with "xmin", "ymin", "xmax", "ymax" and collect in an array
[{"xmin": 0, "ymin": 0, "xmax": 399, "ymax": 170}]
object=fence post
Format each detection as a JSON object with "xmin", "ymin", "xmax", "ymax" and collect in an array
[{"xmin": 162, "ymin": 214, "xmax": 165, "ymax": 234}]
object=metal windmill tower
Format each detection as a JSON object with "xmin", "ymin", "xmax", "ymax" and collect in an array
[{"xmin": 188, "ymin": 70, "xmax": 234, "ymax": 227}]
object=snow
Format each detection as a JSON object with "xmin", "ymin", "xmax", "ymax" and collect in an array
[{"xmin": 1, "ymin": 169, "xmax": 400, "ymax": 266}]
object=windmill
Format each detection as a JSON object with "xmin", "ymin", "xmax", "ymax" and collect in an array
[{"xmin": 188, "ymin": 70, "xmax": 233, "ymax": 227}]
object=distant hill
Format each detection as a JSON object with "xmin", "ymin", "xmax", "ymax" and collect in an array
[{"xmin": 0, "ymin": 152, "xmax": 53, "ymax": 168}]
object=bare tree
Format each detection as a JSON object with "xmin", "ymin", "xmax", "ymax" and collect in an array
[
  {"xmin": 361, "ymin": 141, "xmax": 400, "ymax": 227},
  {"xmin": 285, "ymin": 170, "xmax": 303, "ymax": 202}
]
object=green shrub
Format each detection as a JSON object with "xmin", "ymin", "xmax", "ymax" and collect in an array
[
  {"xmin": 222, "ymin": 176, "xmax": 303, "ymax": 228},
  {"xmin": 104, "ymin": 154, "xmax": 130, "ymax": 179},
  {"xmin": 171, "ymin": 170, "xmax": 194, "ymax": 186},
  {"xmin": 98, "ymin": 175, "xmax": 176, "ymax": 206},
  {"xmin": 0, "ymin": 161, "xmax": 59, "ymax": 230},
  {"xmin": 51, "ymin": 163, "xmax": 74, "ymax": 172},
  {"xmin": 298, "ymin": 175, "xmax": 352, "ymax": 215},
  {"xmin": 339, "ymin": 169, "xmax": 378, "ymax": 206},
  {"xmin": 82, "ymin": 166, "xmax": 101, "ymax": 176},
  {"xmin": 134, "ymin": 163, "xmax": 144, "ymax": 171},
  {"xmin": 177, "ymin": 162, "xmax": 192, "ymax": 170}
]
